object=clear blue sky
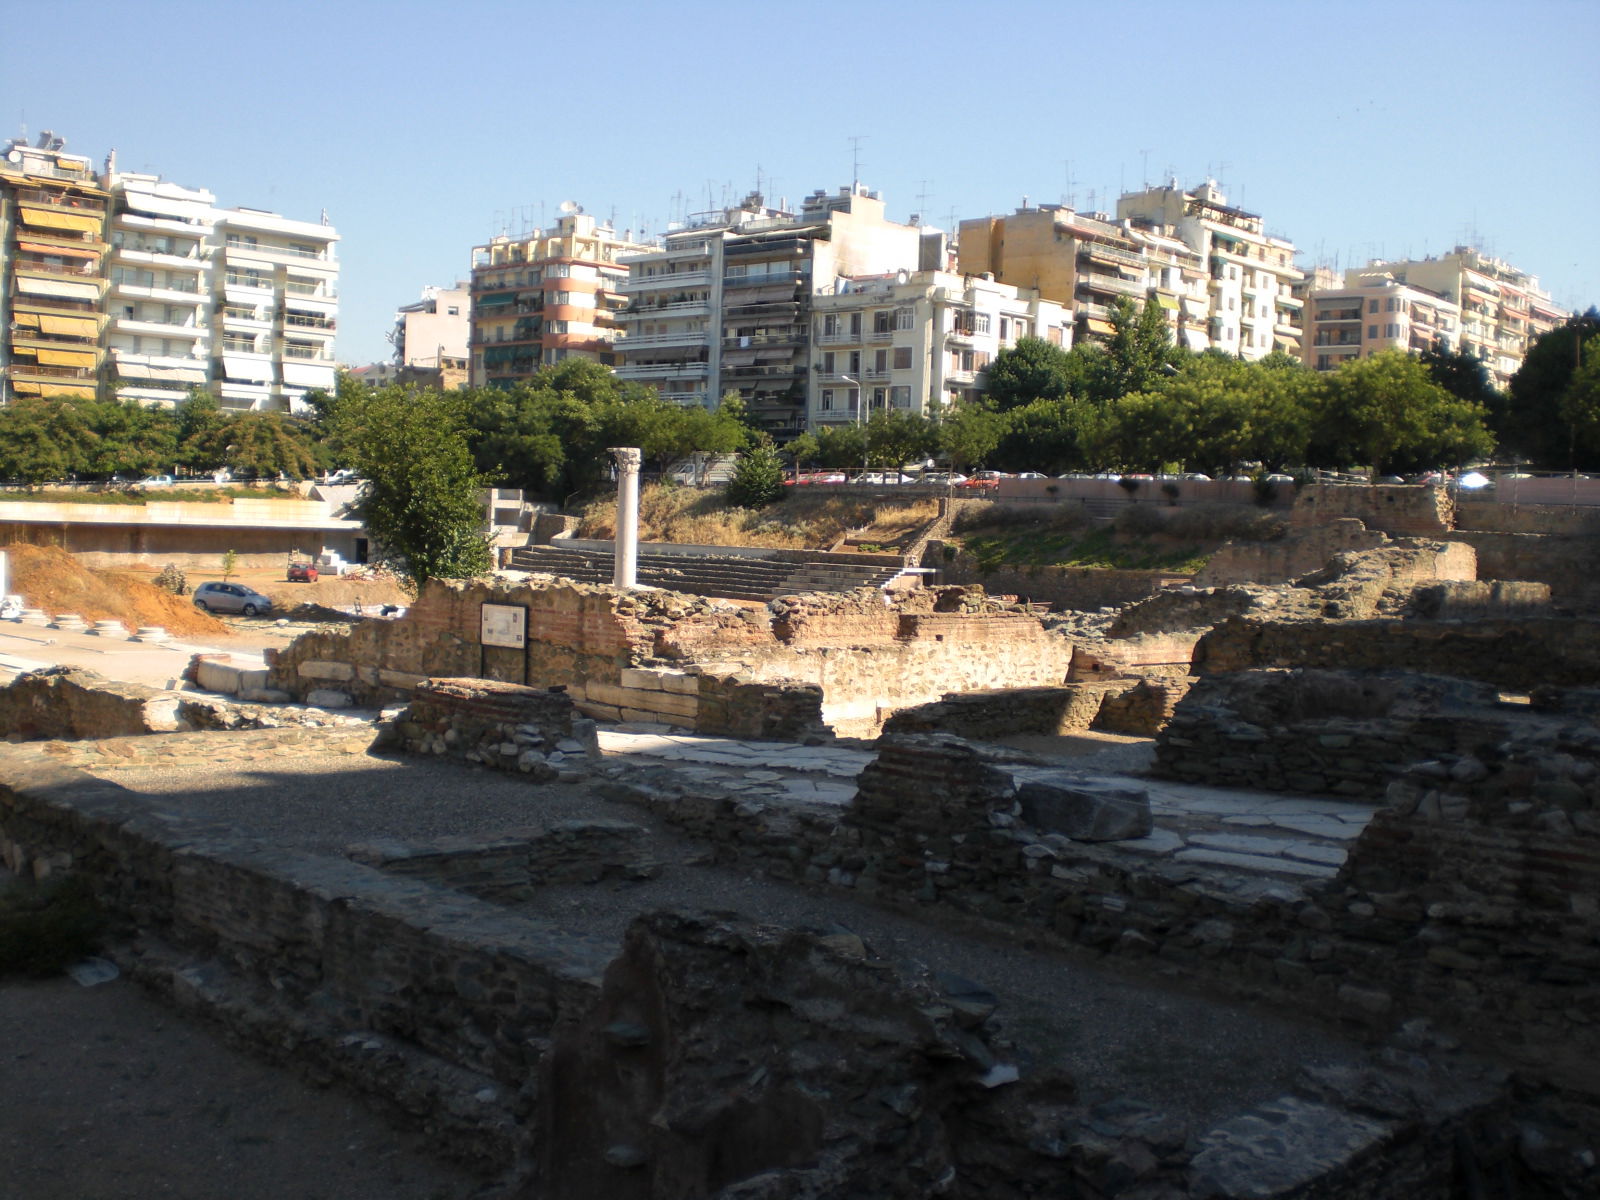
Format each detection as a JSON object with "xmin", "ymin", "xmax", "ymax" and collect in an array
[{"xmin": 5, "ymin": 0, "xmax": 1596, "ymax": 366}]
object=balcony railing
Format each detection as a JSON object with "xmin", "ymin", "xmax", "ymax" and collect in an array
[
  {"xmin": 11, "ymin": 362, "xmax": 97, "ymax": 379},
  {"xmin": 284, "ymin": 314, "xmax": 336, "ymax": 330},
  {"xmin": 14, "ymin": 259, "xmax": 103, "ymax": 280},
  {"xmin": 10, "ymin": 296, "xmax": 98, "ymax": 316},
  {"xmin": 622, "ymin": 270, "xmax": 710, "ymax": 291},
  {"xmin": 283, "ymin": 346, "xmax": 332, "ymax": 360},
  {"xmin": 16, "ymin": 188, "xmax": 106, "ymax": 212},
  {"xmin": 1079, "ymin": 241, "xmax": 1145, "ymax": 270}
]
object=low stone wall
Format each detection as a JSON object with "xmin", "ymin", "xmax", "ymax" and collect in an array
[
  {"xmin": 1444, "ymin": 530, "xmax": 1600, "ymax": 613},
  {"xmin": 1407, "ymin": 579, "xmax": 1551, "ymax": 619},
  {"xmin": 1194, "ymin": 614, "xmax": 1600, "ymax": 692},
  {"xmin": 393, "ymin": 677, "xmax": 593, "ymax": 780},
  {"xmin": 1095, "ymin": 677, "xmax": 1192, "ymax": 736},
  {"xmin": 346, "ymin": 819, "xmax": 653, "ymax": 902},
  {"xmin": 0, "ymin": 667, "xmax": 184, "ymax": 740},
  {"xmin": 1291, "ymin": 484, "xmax": 1452, "ymax": 536},
  {"xmin": 926, "ymin": 546, "xmax": 1187, "ymax": 611},
  {"xmin": 881, "ymin": 684, "xmax": 1124, "ymax": 739},
  {"xmin": 1152, "ymin": 670, "xmax": 1503, "ymax": 797},
  {"xmin": 1194, "ymin": 519, "xmax": 1390, "ymax": 586},
  {"xmin": 8, "ymin": 724, "xmax": 376, "ymax": 774}
]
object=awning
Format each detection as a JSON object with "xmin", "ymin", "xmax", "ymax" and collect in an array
[
  {"xmin": 10, "ymin": 312, "xmax": 39, "ymax": 329},
  {"xmin": 222, "ymin": 354, "xmax": 274, "ymax": 382},
  {"xmin": 37, "ymin": 348, "xmax": 97, "ymax": 367},
  {"xmin": 121, "ymin": 193, "xmax": 209, "ymax": 222},
  {"xmin": 17, "ymin": 276, "xmax": 101, "ymax": 301},
  {"xmin": 1154, "ymin": 294, "xmax": 1180, "ymax": 311},
  {"xmin": 38, "ymin": 382, "xmax": 96, "ymax": 398},
  {"xmin": 17, "ymin": 240, "xmax": 100, "ymax": 260},
  {"xmin": 39, "ymin": 314, "xmax": 100, "ymax": 338},
  {"xmin": 282, "ymin": 362, "xmax": 335, "ymax": 388},
  {"xmin": 1082, "ymin": 317, "xmax": 1115, "ymax": 335},
  {"xmin": 476, "ymin": 292, "xmax": 516, "ymax": 307},
  {"xmin": 19, "ymin": 206, "xmax": 102, "ymax": 234},
  {"xmin": 10, "ymin": 381, "xmax": 40, "ymax": 396}
]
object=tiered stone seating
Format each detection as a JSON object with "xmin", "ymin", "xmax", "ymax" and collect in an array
[{"xmin": 504, "ymin": 545, "xmax": 904, "ymax": 602}]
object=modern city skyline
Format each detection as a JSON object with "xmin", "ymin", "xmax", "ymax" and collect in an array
[{"xmin": 4, "ymin": 0, "xmax": 1596, "ymax": 369}]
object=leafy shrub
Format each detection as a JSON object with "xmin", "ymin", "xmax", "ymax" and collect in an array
[
  {"xmin": 0, "ymin": 874, "xmax": 105, "ymax": 978},
  {"xmin": 153, "ymin": 563, "xmax": 187, "ymax": 595}
]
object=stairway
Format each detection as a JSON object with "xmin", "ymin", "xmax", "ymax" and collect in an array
[{"xmin": 505, "ymin": 545, "xmax": 904, "ymax": 603}]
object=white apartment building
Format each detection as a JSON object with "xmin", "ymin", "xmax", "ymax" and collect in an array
[
  {"xmin": 105, "ymin": 173, "xmax": 215, "ymax": 406},
  {"xmin": 616, "ymin": 186, "xmax": 926, "ymax": 435},
  {"xmin": 808, "ymin": 270, "xmax": 1070, "ymax": 427},
  {"xmin": 388, "ymin": 282, "xmax": 470, "ymax": 387},
  {"xmin": 212, "ymin": 206, "xmax": 339, "ymax": 410},
  {"xmin": 1301, "ymin": 272, "xmax": 1459, "ymax": 373},
  {"xmin": 1117, "ymin": 180, "xmax": 1304, "ymax": 359}
]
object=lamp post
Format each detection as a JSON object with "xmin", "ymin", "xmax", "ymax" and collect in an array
[{"xmin": 839, "ymin": 373, "xmax": 866, "ymax": 479}]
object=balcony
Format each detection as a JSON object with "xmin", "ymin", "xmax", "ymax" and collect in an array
[
  {"xmin": 867, "ymin": 327, "xmax": 894, "ymax": 342},
  {"xmin": 10, "ymin": 361, "xmax": 98, "ymax": 381},
  {"xmin": 1076, "ymin": 271, "xmax": 1144, "ymax": 298},
  {"xmin": 112, "ymin": 316, "xmax": 207, "ymax": 340},
  {"xmin": 622, "ymin": 299, "xmax": 708, "ymax": 319},
  {"xmin": 116, "ymin": 211, "xmax": 210, "ymax": 236},
  {"xmin": 622, "ymin": 270, "xmax": 710, "ymax": 292},
  {"xmin": 1079, "ymin": 241, "xmax": 1145, "ymax": 270},
  {"xmin": 12, "ymin": 258, "xmax": 103, "ymax": 281},
  {"xmin": 614, "ymin": 363, "xmax": 711, "ymax": 381},
  {"xmin": 224, "ymin": 239, "xmax": 335, "ymax": 266},
  {"xmin": 10, "ymin": 295, "xmax": 101, "ymax": 318},
  {"xmin": 284, "ymin": 280, "xmax": 338, "ymax": 300},
  {"xmin": 617, "ymin": 330, "xmax": 709, "ymax": 349}
]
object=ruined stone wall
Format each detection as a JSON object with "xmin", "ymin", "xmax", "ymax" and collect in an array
[
  {"xmin": 1454, "ymin": 498, "xmax": 1600, "ymax": 535},
  {"xmin": 1194, "ymin": 615, "xmax": 1600, "ymax": 691},
  {"xmin": 925, "ymin": 545, "xmax": 1187, "ymax": 610},
  {"xmin": 0, "ymin": 667, "xmax": 184, "ymax": 740},
  {"xmin": 392, "ymin": 677, "xmax": 591, "ymax": 780},
  {"xmin": 1193, "ymin": 520, "xmax": 1390, "ymax": 586},
  {"xmin": 1444, "ymin": 530, "xmax": 1600, "ymax": 613},
  {"xmin": 1291, "ymin": 485, "xmax": 1452, "ymax": 536},
  {"xmin": 1152, "ymin": 670, "xmax": 1505, "ymax": 797},
  {"xmin": 881, "ymin": 684, "xmax": 1125, "ymax": 739}
]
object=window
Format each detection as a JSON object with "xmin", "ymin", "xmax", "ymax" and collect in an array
[
  {"xmin": 973, "ymin": 313, "xmax": 990, "ymax": 334},
  {"xmin": 1368, "ymin": 299, "xmax": 1380, "ymax": 314},
  {"xmin": 846, "ymin": 387, "xmax": 859, "ymax": 412},
  {"xmin": 893, "ymin": 346, "xmax": 913, "ymax": 370},
  {"xmin": 823, "ymin": 314, "xmax": 839, "ymax": 337},
  {"xmin": 890, "ymin": 386, "xmax": 911, "ymax": 408},
  {"xmin": 895, "ymin": 306, "xmax": 914, "ymax": 330},
  {"xmin": 1386, "ymin": 297, "xmax": 1399, "ymax": 312},
  {"xmin": 873, "ymin": 310, "xmax": 892, "ymax": 333},
  {"xmin": 447, "ymin": 306, "xmax": 459, "ymax": 316},
  {"xmin": 822, "ymin": 351, "xmax": 836, "ymax": 374},
  {"xmin": 1368, "ymin": 325, "xmax": 1379, "ymax": 339},
  {"xmin": 872, "ymin": 387, "xmax": 887, "ymax": 409},
  {"xmin": 848, "ymin": 350, "xmax": 861, "ymax": 374},
  {"xmin": 849, "ymin": 312, "xmax": 862, "ymax": 336},
  {"xmin": 820, "ymin": 389, "xmax": 834, "ymax": 411},
  {"xmin": 873, "ymin": 349, "xmax": 888, "ymax": 372},
  {"xmin": 1385, "ymin": 323, "xmax": 1399, "ymax": 338}
]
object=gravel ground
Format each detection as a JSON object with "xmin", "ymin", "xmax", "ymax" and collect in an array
[
  {"xmin": 100, "ymin": 748, "xmax": 1372, "ymax": 1131},
  {"xmin": 0, "ymin": 936, "xmax": 483, "ymax": 1200}
]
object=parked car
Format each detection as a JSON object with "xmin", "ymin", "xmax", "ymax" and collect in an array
[
  {"xmin": 138, "ymin": 474, "xmax": 175, "ymax": 488},
  {"xmin": 192, "ymin": 582, "xmax": 273, "ymax": 616}
]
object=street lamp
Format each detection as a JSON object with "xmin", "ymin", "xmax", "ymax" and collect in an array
[{"xmin": 839, "ymin": 374, "xmax": 866, "ymax": 478}]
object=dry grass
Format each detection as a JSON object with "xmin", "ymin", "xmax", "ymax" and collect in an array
[{"xmin": 575, "ymin": 484, "xmax": 939, "ymax": 551}]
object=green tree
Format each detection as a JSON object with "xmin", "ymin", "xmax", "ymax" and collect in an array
[
  {"xmin": 1313, "ymin": 351, "xmax": 1493, "ymax": 476},
  {"xmin": 329, "ymin": 385, "xmax": 494, "ymax": 593},
  {"xmin": 982, "ymin": 336, "xmax": 1081, "ymax": 411},
  {"xmin": 864, "ymin": 409, "xmax": 936, "ymax": 469},
  {"xmin": 724, "ymin": 436, "xmax": 786, "ymax": 507},
  {"xmin": 938, "ymin": 403, "xmax": 1005, "ymax": 472},
  {"xmin": 220, "ymin": 549, "xmax": 238, "ymax": 582},
  {"xmin": 176, "ymin": 390, "xmax": 228, "ymax": 471},
  {"xmin": 0, "ymin": 397, "xmax": 98, "ymax": 483},
  {"xmin": 1094, "ymin": 296, "xmax": 1179, "ymax": 402},
  {"xmin": 1507, "ymin": 310, "xmax": 1600, "ymax": 467}
]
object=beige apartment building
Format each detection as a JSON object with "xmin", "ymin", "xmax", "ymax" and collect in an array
[
  {"xmin": 469, "ymin": 211, "xmax": 652, "ymax": 387},
  {"xmin": 1117, "ymin": 180, "xmax": 1304, "ymax": 360},
  {"xmin": 1, "ymin": 134, "xmax": 111, "ymax": 403},
  {"xmin": 808, "ymin": 269, "xmax": 1070, "ymax": 426},
  {"xmin": 1337, "ymin": 249, "xmax": 1567, "ymax": 389},
  {"xmin": 388, "ymin": 282, "xmax": 470, "ymax": 389},
  {"xmin": 1301, "ymin": 272, "xmax": 1460, "ymax": 373}
]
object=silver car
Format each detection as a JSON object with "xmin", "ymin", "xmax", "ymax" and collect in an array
[{"xmin": 192, "ymin": 582, "xmax": 273, "ymax": 617}]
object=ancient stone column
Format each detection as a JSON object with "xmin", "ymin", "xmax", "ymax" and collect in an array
[{"xmin": 610, "ymin": 446, "xmax": 642, "ymax": 589}]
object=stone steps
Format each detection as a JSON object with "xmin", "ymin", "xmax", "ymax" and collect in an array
[{"xmin": 505, "ymin": 545, "xmax": 903, "ymax": 602}]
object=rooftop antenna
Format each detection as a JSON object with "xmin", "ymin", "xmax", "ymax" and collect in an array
[
  {"xmin": 848, "ymin": 134, "xmax": 867, "ymax": 190},
  {"xmin": 1140, "ymin": 148, "xmax": 1150, "ymax": 188},
  {"xmin": 914, "ymin": 178, "xmax": 932, "ymax": 223},
  {"xmin": 1063, "ymin": 160, "xmax": 1077, "ymax": 210}
]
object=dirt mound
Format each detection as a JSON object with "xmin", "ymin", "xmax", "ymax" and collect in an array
[{"xmin": 5, "ymin": 545, "xmax": 227, "ymax": 637}]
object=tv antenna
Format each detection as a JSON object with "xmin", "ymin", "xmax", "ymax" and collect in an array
[{"xmin": 848, "ymin": 134, "xmax": 867, "ymax": 188}]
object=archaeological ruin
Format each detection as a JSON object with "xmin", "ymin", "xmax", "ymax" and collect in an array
[{"xmin": 1, "ymin": 478, "xmax": 1597, "ymax": 1197}]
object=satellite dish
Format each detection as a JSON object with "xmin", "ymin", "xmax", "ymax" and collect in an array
[{"xmin": 557, "ymin": 200, "xmax": 578, "ymax": 214}]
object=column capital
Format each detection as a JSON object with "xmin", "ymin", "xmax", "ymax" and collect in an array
[{"xmin": 608, "ymin": 446, "xmax": 642, "ymax": 472}]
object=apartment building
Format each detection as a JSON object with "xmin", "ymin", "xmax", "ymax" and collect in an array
[
  {"xmin": 1338, "ymin": 248, "xmax": 1567, "ymax": 389},
  {"xmin": 388, "ymin": 282, "xmax": 470, "ymax": 389},
  {"xmin": 1300, "ymin": 272, "xmax": 1460, "ymax": 373},
  {"xmin": 1117, "ymin": 180, "xmax": 1304, "ymax": 359},
  {"xmin": 2, "ymin": 133, "xmax": 339, "ymax": 412},
  {"xmin": 469, "ymin": 210, "xmax": 652, "ymax": 388},
  {"xmin": 0, "ymin": 133, "xmax": 110, "ymax": 403},
  {"xmin": 615, "ymin": 185, "xmax": 925, "ymax": 435},
  {"xmin": 808, "ymin": 269, "xmax": 1070, "ymax": 426}
]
